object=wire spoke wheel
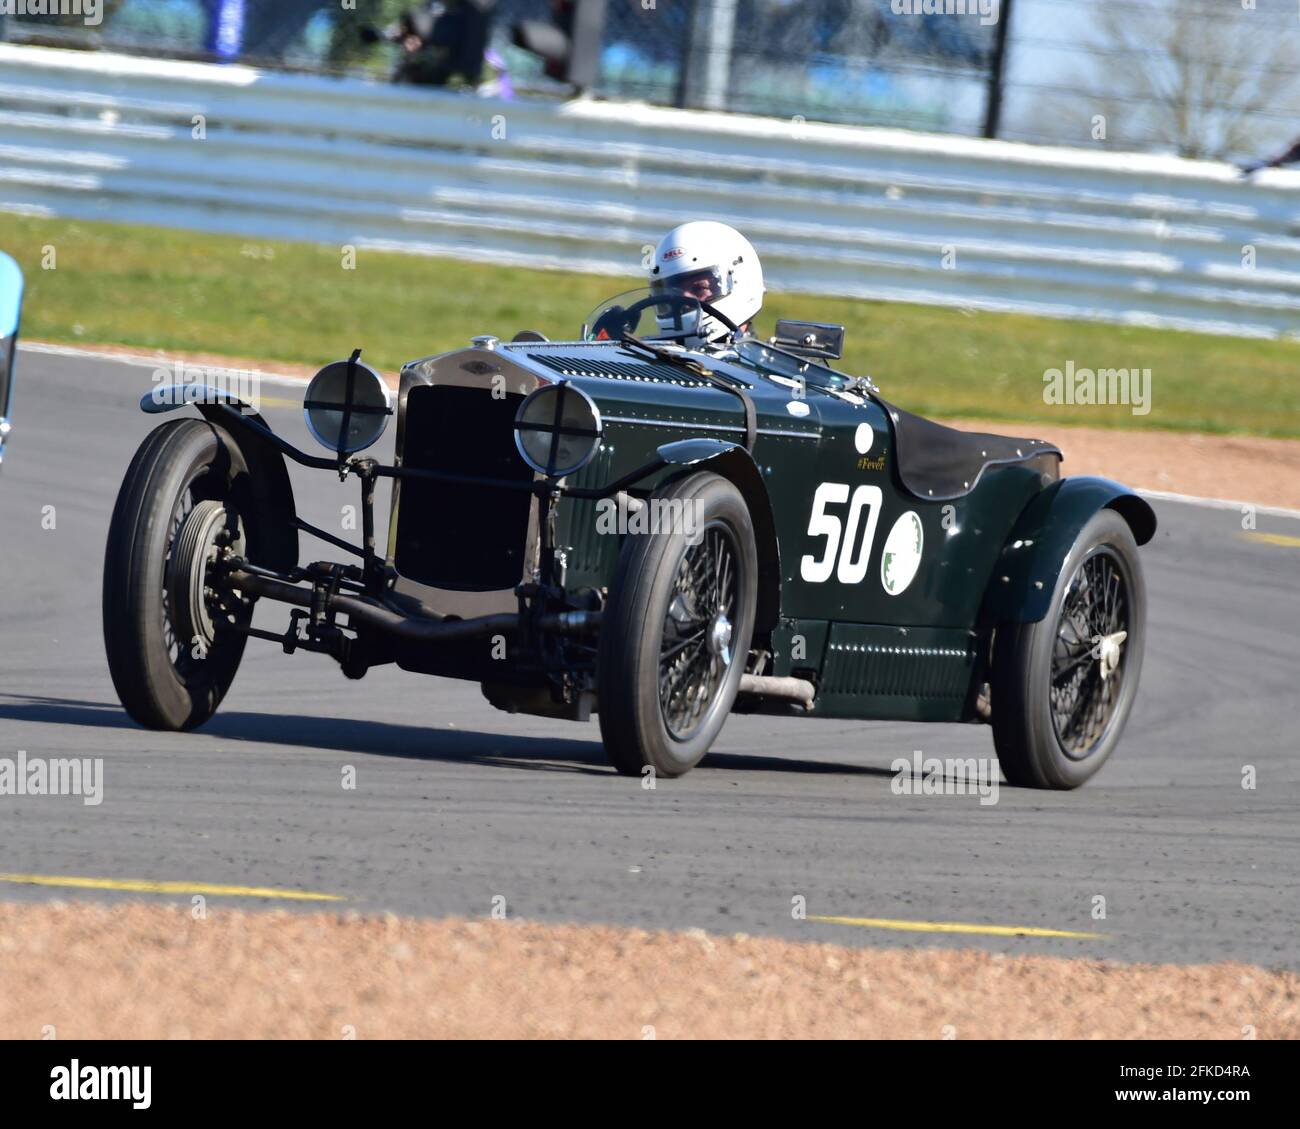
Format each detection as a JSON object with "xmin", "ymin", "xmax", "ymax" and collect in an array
[
  {"xmin": 1050, "ymin": 548, "xmax": 1130, "ymax": 758},
  {"xmin": 658, "ymin": 524, "xmax": 738, "ymax": 740},
  {"xmin": 166, "ymin": 494, "xmax": 248, "ymax": 676},
  {"xmin": 991, "ymin": 509, "xmax": 1148, "ymax": 790},
  {"xmin": 104, "ymin": 419, "xmax": 255, "ymax": 731},
  {"xmin": 598, "ymin": 471, "xmax": 758, "ymax": 778}
]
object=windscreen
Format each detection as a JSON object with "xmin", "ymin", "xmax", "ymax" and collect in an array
[{"xmin": 582, "ymin": 287, "xmax": 707, "ymax": 342}]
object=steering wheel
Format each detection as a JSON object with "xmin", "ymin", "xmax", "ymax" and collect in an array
[{"xmin": 590, "ymin": 293, "xmax": 740, "ymax": 341}]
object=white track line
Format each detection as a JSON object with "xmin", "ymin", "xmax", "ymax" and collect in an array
[
  {"xmin": 1136, "ymin": 489, "xmax": 1300, "ymax": 522},
  {"xmin": 20, "ymin": 340, "xmax": 315, "ymax": 391},
  {"xmin": 21, "ymin": 341, "xmax": 1300, "ymax": 521}
]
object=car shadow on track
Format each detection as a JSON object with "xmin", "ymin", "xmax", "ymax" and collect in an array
[
  {"xmin": 0, "ymin": 694, "xmax": 139, "ymax": 730},
  {"xmin": 199, "ymin": 712, "xmax": 898, "ymax": 780},
  {"xmin": 209, "ymin": 710, "xmax": 615, "ymax": 776},
  {"xmin": 0, "ymin": 694, "xmax": 896, "ymax": 780}
]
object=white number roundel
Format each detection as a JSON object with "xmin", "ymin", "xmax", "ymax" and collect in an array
[
  {"xmin": 880, "ymin": 511, "xmax": 924, "ymax": 596},
  {"xmin": 800, "ymin": 485, "xmax": 926, "ymax": 594}
]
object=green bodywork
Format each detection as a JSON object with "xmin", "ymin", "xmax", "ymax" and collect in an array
[{"xmin": 392, "ymin": 335, "xmax": 1155, "ymax": 724}]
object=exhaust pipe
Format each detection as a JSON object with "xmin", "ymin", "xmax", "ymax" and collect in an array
[{"xmin": 738, "ymin": 674, "xmax": 816, "ymax": 708}]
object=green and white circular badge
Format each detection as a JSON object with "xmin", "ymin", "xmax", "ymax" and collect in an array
[{"xmin": 881, "ymin": 511, "xmax": 924, "ymax": 596}]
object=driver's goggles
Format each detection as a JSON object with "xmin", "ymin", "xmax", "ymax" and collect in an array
[{"xmin": 651, "ymin": 267, "xmax": 731, "ymax": 304}]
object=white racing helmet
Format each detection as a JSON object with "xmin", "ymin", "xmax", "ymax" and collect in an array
[{"xmin": 649, "ymin": 221, "xmax": 764, "ymax": 343}]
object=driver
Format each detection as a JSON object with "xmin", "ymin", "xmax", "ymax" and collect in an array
[{"xmin": 648, "ymin": 221, "xmax": 765, "ymax": 345}]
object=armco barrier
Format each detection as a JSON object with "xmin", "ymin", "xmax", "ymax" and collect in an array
[{"xmin": 2, "ymin": 44, "xmax": 1299, "ymax": 339}]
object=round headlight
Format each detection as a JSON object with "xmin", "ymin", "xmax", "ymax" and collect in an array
[
  {"xmin": 304, "ymin": 358, "xmax": 391, "ymax": 455},
  {"xmin": 513, "ymin": 382, "xmax": 603, "ymax": 478}
]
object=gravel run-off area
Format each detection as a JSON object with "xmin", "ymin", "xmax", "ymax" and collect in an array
[{"xmin": 1, "ymin": 903, "xmax": 1296, "ymax": 1039}]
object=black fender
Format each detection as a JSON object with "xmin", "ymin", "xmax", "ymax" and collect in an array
[
  {"xmin": 141, "ymin": 385, "xmax": 298, "ymax": 572},
  {"xmin": 656, "ymin": 439, "xmax": 782, "ymax": 634},
  {"xmin": 981, "ymin": 475, "xmax": 1156, "ymax": 624}
]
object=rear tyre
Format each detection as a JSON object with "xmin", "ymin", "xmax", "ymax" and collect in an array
[
  {"xmin": 991, "ymin": 509, "xmax": 1145, "ymax": 789},
  {"xmin": 103, "ymin": 418, "xmax": 254, "ymax": 730},
  {"xmin": 598, "ymin": 472, "xmax": 758, "ymax": 778}
]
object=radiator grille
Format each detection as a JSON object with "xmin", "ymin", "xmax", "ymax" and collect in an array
[
  {"xmin": 394, "ymin": 384, "xmax": 533, "ymax": 592},
  {"xmin": 558, "ymin": 441, "xmax": 620, "ymax": 580}
]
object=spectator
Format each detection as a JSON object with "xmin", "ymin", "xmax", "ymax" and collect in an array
[
  {"xmin": 512, "ymin": 1, "xmax": 575, "ymax": 83},
  {"xmin": 388, "ymin": 2, "xmax": 496, "ymax": 88}
]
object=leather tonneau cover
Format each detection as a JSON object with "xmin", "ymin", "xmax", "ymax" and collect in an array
[{"xmin": 878, "ymin": 398, "xmax": 1062, "ymax": 501}]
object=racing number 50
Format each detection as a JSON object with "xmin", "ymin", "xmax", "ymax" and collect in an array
[{"xmin": 800, "ymin": 483, "xmax": 883, "ymax": 584}]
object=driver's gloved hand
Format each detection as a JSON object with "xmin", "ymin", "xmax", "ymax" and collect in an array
[{"xmin": 593, "ymin": 305, "xmax": 638, "ymax": 340}]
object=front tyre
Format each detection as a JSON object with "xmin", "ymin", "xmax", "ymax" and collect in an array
[
  {"xmin": 103, "ymin": 418, "xmax": 254, "ymax": 730},
  {"xmin": 991, "ymin": 509, "xmax": 1146, "ymax": 789},
  {"xmin": 598, "ymin": 472, "xmax": 758, "ymax": 778}
]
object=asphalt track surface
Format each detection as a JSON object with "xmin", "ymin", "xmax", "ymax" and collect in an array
[{"xmin": 1, "ymin": 349, "xmax": 1297, "ymax": 969}]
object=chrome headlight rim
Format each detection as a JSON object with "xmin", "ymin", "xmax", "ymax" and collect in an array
[
  {"xmin": 303, "ymin": 357, "xmax": 392, "ymax": 457},
  {"xmin": 513, "ymin": 380, "xmax": 604, "ymax": 479}
]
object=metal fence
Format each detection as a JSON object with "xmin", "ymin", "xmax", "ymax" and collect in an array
[
  {"xmin": 9, "ymin": 0, "xmax": 1300, "ymax": 163},
  {"xmin": 2, "ymin": 43, "xmax": 1299, "ymax": 340},
  {"xmin": 5, "ymin": 2, "xmax": 1298, "ymax": 162},
  {"xmin": 0, "ymin": 2, "xmax": 996, "ymax": 132}
]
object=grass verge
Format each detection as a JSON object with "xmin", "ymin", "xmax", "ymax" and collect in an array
[{"xmin": 1, "ymin": 212, "xmax": 1296, "ymax": 437}]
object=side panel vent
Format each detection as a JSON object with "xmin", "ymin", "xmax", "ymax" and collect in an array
[{"xmin": 815, "ymin": 624, "xmax": 977, "ymax": 722}]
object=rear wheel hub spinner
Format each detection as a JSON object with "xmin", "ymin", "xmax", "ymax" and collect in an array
[{"xmin": 1092, "ymin": 630, "xmax": 1127, "ymax": 681}]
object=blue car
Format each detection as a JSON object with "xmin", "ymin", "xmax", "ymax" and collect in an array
[{"xmin": 0, "ymin": 251, "xmax": 23, "ymax": 468}]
